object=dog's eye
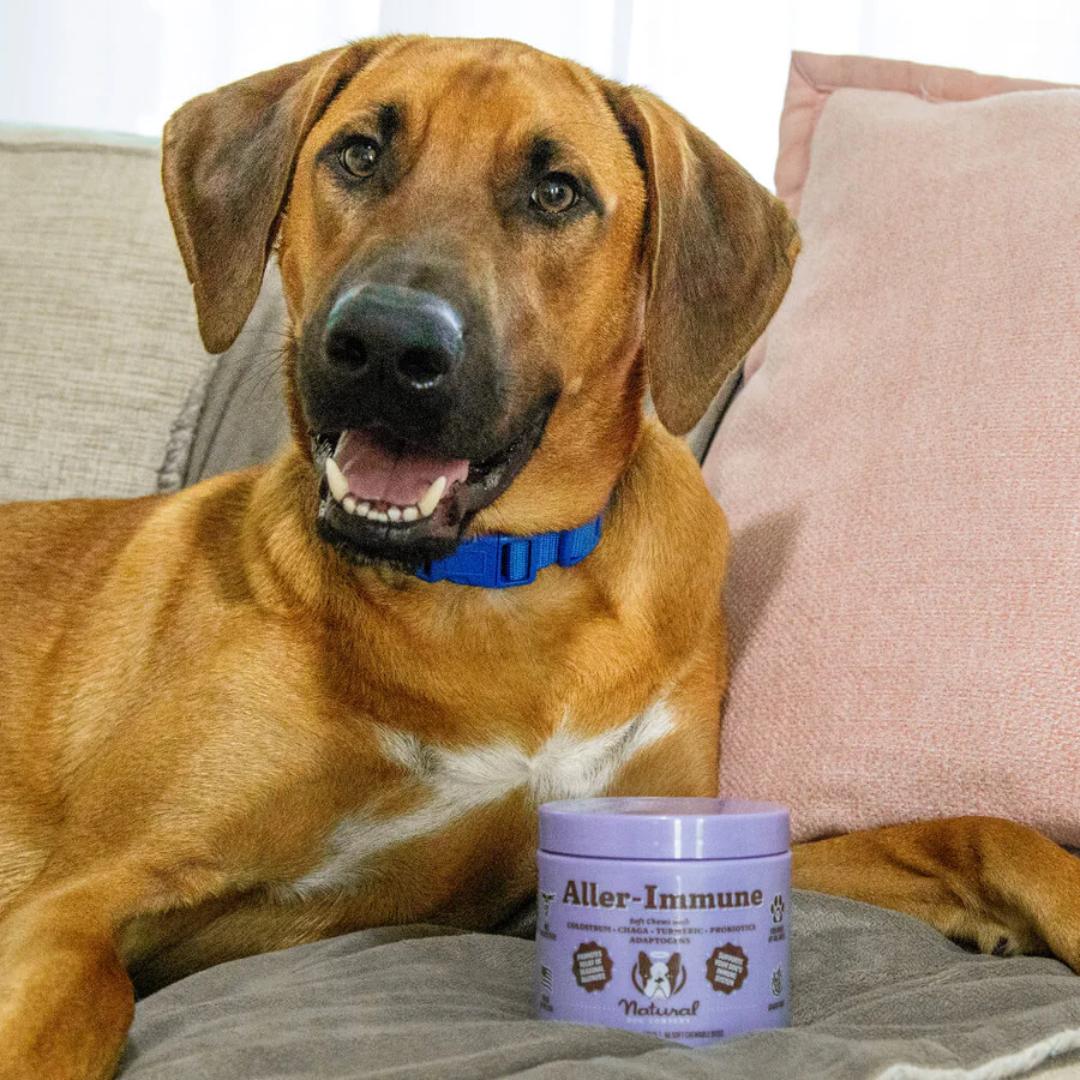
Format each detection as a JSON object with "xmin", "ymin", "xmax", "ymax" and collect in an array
[
  {"xmin": 531, "ymin": 174, "xmax": 579, "ymax": 214},
  {"xmin": 339, "ymin": 138, "xmax": 379, "ymax": 179}
]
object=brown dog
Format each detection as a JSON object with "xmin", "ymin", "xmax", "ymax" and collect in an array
[{"xmin": 0, "ymin": 35, "xmax": 1077, "ymax": 1080}]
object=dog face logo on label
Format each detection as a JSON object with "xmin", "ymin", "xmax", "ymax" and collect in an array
[{"xmin": 632, "ymin": 951, "xmax": 687, "ymax": 999}]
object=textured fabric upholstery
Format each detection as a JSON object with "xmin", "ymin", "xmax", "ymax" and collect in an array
[{"xmin": 0, "ymin": 124, "xmax": 209, "ymax": 501}]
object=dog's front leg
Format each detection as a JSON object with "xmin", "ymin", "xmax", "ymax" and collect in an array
[
  {"xmin": 793, "ymin": 815, "xmax": 1080, "ymax": 970},
  {"xmin": 0, "ymin": 879, "xmax": 138, "ymax": 1080}
]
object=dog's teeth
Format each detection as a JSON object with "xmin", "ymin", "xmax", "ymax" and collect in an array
[
  {"xmin": 325, "ymin": 458, "xmax": 349, "ymax": 504},
  {"xmin": 374, "ymin": 511, "xmax": 390, "ymax": 522},
  {"xmin": 356, "ymin": 501, "xmax": 370, "ymax": 515},
  {"xmin": 418, "ymin": 476, "xmax": 447, "ymax": 518},
  {"xmin": 402, "ymin": 506, "xmax": 419, "ymax": 522},
  {"xmin": 343, "ymin": 496, "xmax": 356, "ymax": 514},
  {"xmin": 388, "ymin": 507, "xmax": 402, "ymax": 522}
]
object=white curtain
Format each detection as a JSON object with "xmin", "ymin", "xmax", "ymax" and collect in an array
[{"xmin": 2, "ymin": 0, "xmax": 1080, "ymax": 187}]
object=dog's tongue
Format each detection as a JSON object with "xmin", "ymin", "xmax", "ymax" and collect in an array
[{"xmin": 334, "ymin": 430, "xmax": 470, "ymax": 506}]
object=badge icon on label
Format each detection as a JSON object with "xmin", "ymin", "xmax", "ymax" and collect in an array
[
  {"xmin": 770, "ymin": 894, "xmax": 785, "ymax": 925},
  {"xmin": 706, "ymin": 943, "xmax": 749, "ymax": 994},
  {"xmin": 771, "ymin": 966, "xmax": 784, "ymax": 998},
  {"xmin": 572, "ymin": 942, "xmax": 613, "ymax": 992},
  {"xmin": 538, "ymin": 891, "xmax": 557, "ymax": 940}
]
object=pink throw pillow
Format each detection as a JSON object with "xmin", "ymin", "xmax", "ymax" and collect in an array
[{"xmin": 704, "ymin": 52, "xmax": 1080, "ymax": 846}]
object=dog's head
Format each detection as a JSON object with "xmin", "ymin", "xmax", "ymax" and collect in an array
[{"xmin": 163, "ymin": 36, "xmax": 797, "ymax": 570}]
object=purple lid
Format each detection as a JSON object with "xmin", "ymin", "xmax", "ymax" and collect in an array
[{"xmin": 539, "ymin": 797, "xmax": 789, "ymax": 860}]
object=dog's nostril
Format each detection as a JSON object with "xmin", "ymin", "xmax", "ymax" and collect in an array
[
  {"xmin": 396, "ymin": 347, "xmax": 449, "ymax": 391},
  {"xmin": 327, "ymin": 333, "xmax": 369, "ymax": 372}
]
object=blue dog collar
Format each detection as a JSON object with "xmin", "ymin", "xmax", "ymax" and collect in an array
[{"xmin": 414, "ymin": 514, "xmax": 603, "ymax": 588}]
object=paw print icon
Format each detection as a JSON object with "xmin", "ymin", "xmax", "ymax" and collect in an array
[{"xmin": 770, "ymin": 894, "xmax": 785, "ymax": 925}]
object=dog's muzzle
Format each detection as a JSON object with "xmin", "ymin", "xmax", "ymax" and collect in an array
[{"xmin": 299, "ymin": 276, "xmax": 558, "ymax": 571}]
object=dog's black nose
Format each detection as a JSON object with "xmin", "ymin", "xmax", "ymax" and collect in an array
[{"xmin": 324, "ymin": 284, "xmax": 464, "ymax": 393}]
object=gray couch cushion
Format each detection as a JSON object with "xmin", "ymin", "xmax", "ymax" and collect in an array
[
  {"xmin": 158, "ymin": 265, "xmax": 290, "ymax": 491},
  {"xmin": 0, "ymin": 125, "xmax": 210, "ymax": 501},
  {"xmin": 120, "ymin": 891, "xmax": 1080, "ymax": 1080}
]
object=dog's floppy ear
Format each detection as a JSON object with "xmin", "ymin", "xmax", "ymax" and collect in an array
[
  {"xmin": 162, "ymin": 40, "xmax": 392, "ymax": 354},
  {"xmin": 604, "ymin": 84, "xmax": 800, "ymax": 435}
]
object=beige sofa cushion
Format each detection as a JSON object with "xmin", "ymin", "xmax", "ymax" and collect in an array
[{"xmin": 0, "ymin": 124, "xmax": 210, "ymax": 501}]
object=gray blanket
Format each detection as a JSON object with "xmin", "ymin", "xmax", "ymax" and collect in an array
[{"xmin": 119, "ymin": 891, "xmax": 1080, "ymax": 1079}]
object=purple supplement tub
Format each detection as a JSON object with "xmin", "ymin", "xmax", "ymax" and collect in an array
[{"xmin": 536, "ymin": 797, "xmax": 791, "ymax": 1046}]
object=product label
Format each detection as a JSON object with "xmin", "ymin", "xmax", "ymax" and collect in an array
[{"xmin": 536, "ymin": 854, "xmax": 790, "ymax": 1046}]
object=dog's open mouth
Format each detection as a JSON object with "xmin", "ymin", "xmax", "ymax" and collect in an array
[{"xmin": 311, "ymin": 399, "xmax": 555, "ymax": 570}]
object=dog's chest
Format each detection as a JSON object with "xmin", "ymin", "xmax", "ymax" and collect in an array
[{"xmin": 291, "ymin": 696, "xmax": 676, "ymax": 898}]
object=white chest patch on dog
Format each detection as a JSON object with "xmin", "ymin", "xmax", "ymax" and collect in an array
[{"xmin": 291, "ymin": 696, "xmax": 676, "ymax": 897}]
